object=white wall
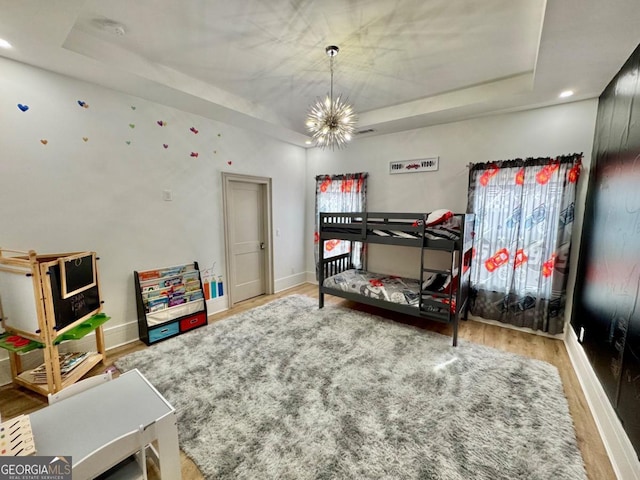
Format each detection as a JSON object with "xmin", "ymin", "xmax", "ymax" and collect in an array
[
  {"xmin": 305, "ymin": 99, "xmax": 599, "ymax": 312},
  {"xmin": 0, "ymin": 58, "xmax": 307, "ymax": 377}
]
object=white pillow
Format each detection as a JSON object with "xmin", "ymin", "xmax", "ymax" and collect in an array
[{"xmin": 426, "ymin": 209, "xmax": 454, "ymax": 226}]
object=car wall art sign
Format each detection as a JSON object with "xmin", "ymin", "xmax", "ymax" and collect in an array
[{"xmin": 389, "ymin": 157, "xmax": 439, "ymax": 174}]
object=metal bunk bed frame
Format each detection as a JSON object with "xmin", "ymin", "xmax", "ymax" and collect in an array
[{"xmin": 318, "ymin": 212, "xmax": 475, "ymax": 346}]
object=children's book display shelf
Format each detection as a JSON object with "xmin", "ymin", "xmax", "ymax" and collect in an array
[
  {"xmin": 0, "ymin": 248, "xmax": 108, "ymax": 396},
  {"xmin": 134, "ymin": 262, "xmax": 208, "ymax": 345}
]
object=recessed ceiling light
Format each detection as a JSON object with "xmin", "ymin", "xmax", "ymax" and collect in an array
[
  {"xmin": 305, "ymin": 140, "xmax": 312, "ymax": 145},
  {"xmin": 91, "ymin": 18, "xmax": 126, "ymax": 36},
  {"xmin": 559, "ymin": 90, "xmax": 574, "ymax": 98},
  {"xmin": 0, "ymin": 38, "xmax": 12, "ymax": 49}
]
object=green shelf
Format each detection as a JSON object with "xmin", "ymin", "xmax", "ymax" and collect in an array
[
  {"xmin": 0, "ymin": 333, "xmax": 44, "ymax": 353},
  {"xmin": 53, "ymin": 313, "xmax": 111, "ymax": 344}
]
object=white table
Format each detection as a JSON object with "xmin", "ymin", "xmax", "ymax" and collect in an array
[{"xmin": 29, "ymin": 369, "xmax": 181, "ymax": 479}]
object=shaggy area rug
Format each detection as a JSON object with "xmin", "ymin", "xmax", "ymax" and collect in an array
[{"xmin": 116, "ymin": 294, "xmax": 587, "ymax": 480}]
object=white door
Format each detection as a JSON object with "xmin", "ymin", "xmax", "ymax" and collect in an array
[{"xmin": 228, "ymin": 181, "xmax": 266, "ymax": 303}]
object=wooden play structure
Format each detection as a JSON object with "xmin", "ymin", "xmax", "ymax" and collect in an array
[{"xmin": 0, "ymin": 248, "xmax": 109, "ymax": 396}]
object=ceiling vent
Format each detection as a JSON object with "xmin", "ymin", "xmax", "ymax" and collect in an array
[{"xmin": 356, "ymin": 129, "xmax": 375, "ymax": 135}]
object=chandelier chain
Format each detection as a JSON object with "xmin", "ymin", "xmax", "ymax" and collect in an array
[{"xmin": 329, "ymin": 54, "xmax": 334, "ymax": 115}]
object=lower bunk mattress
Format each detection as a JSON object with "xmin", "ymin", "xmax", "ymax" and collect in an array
[{"xmin": 322, "ymin": 269, "xmax": 455, "ymax": 313}]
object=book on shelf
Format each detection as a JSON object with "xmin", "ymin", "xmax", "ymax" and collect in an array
[
  {"xmin": 186, "ymin": 290, "xmax": 204, "ymax": 301},
  {"xmin": 168, "ymin": 295, "xmax": 186, "ymax": 307},
  {"xmin": 30, "ymin": 351, "xmax": 92, "ymax": 384},
  {"xmin": 139, "ymin": 265, "xmax": 196, "ymax": 282},
  {"xmin": 147, "ymin": 297, "xmax": 169, "ymax": 312},
  {"xmin": 159, "ymin": 266, "xmax": 185, "ymax": 277},
  {"xmin": 182, "ymin": 271, "xmax": 200, "ymax": 282},
  {"xmin": 185, "ymin": 279, "xmax": 201, "ymax": 292},
  {"xmin": 138, "ymin": 269, "xmax": 161, "ymax": 282}
]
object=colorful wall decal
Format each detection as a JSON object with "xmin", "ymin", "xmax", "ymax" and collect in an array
[
  {"xmin": 40, "ymin": 139, "xmax": 48, "ymax": 145},
  {"xmin": 77, "ymin": 100, "xmax": 89, "ymax": 108},
  {"xmin": 129, "ymin": 123, "xmax": 135, "ymax": 129},
  {"xmin": 163, "ymin": 144, "xmax": 169, "ymax": 149},
  {"xmin": 190, "ymin": 152, "xmax": 199, "ymax": 158},
  {"xmin": 17, "ymin": 104, "xmax": 29, "ymax": 112},
  {"xmin": 131, "ymin": 106, "xmax": 136, "ymax": 110},
  {"xmin": 125, "ymin": 140, "xmax": 131, "ymax": 145},
  {"xmin": 190, "ymin": 127, "xmax": 199, "ymax": 134},
  {"xmin": 82, "ymin": 137, "xmax": 88, "ymax": 142},
  {"xmin": 227, "ymin": 161, "xmax": 232, "ymax": 165},
  {"xmin": 214, "ymin": 150, "xmax": 217, "ymax": 154},
  {"xmin": 157, "ymin": 120, "xmax": 166, "ymax": 126},
  {"xmin": 217, "ymin": 133, "xmax": 221, "ymax": 137},
  {"xmin": 201, "ymin": 264, "xmax": 225, "ymax": 300}
]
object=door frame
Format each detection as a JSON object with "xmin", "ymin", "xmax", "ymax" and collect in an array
[{"xmin": 221, "ymin": 172, "xmax": 274, "ymax": 307}]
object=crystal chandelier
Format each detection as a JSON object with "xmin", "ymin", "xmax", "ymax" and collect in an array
[{"xmin": 306, "ymin": 45, "xmax": 357, "ymax": 150}]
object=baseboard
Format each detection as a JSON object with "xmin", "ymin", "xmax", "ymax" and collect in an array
[
  {"xmin": 206, "ymin": 295, "xmax": 228, "ymax": 314},
  {"xmin": 0, "ymin": 353, "xmax": 21, "ymax": 386},
  {"xmin": 0, "ymin": 319, "xmax": 141, "ymax": 386},
  {"xmin": 305, "ymin": 271, "xmax": 318, "ymax": 284},
  {"xmin": 565, "ymin": 328, "xmax": 640, "ymax": 480},
  {"xmin": 275, "ymin": 272, "xmax": 307, "ymax": 292},
  {"xmin": 467, "ymin": 314, "xmax": 564, "ymax": 339},
  {"xmin": 0, "ymin": 298, "xmax": 248, "ymax": 387}
]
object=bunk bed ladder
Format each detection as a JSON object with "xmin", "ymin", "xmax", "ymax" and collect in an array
[
  {"xmin": 418, "ymin": 214, "xmax": 427, "ymax": 318},
  {"xmin": 419, "ymin": 212, "xmax": 460, "ymax": 347}
]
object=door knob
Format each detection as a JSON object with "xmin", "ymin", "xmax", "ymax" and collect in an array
[{"xmin": 260, "ymin": 242, "xmax": 265, "ymax": 250}]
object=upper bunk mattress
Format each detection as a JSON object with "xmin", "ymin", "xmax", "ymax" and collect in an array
[{"xmin": 321, "ymin": 224, "xmax": 460, "ymax": 242}]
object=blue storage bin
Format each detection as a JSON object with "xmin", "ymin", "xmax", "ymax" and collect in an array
[{"xmin": 148, "ymin": 322, "xmax": 179, "ymax": 343}]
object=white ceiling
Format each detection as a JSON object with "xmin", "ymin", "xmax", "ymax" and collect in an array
[{"xmin": 1, "ymin": 0, "xmax": 640, "ymax": 148}]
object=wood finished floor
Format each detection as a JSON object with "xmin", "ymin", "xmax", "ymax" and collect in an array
[{"xmin": 0, "ymin": 283, "xmax": 615, "ymax": 480}]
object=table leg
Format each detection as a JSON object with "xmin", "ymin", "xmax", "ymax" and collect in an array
[{"xmin": 154, "ymin": 413, "xmax": 181, "ymax": 479}]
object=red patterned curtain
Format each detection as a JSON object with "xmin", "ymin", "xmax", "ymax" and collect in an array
[
  {"xmin": 314, "ymin": 173, "xmax": 367, "ymax": 279},
  {"xmin": 467, "ymin": 154, "xmax": 582, "ymax": 334}
]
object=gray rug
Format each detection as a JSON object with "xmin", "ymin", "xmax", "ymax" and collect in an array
[{"xmin": 115, "ymin": 294, "xmax": 587, "ymax": 480}]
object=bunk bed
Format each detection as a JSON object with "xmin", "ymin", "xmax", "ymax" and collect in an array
[{"xmin": 318, "ymin": 211, "xmax": 475, "ymax": 346}]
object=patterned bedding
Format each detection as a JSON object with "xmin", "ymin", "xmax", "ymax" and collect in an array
[
  {"xmin": 374, "ymin": 226, "xmax": 460, "ymax": 241},
  {"xmin": 322, "ymin": 269, "xmax": 453, "ymax": 312}
]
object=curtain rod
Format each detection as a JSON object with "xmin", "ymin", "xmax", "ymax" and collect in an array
[
  {"xmin": 468, "ymin": 153, "xmax": 583, "ymax": 171},
  {"xmin": 315, "ymin": 172, "xmax": 368, "ymax": 181}
]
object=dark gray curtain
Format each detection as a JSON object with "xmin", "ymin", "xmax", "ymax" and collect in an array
[{"xmin": 467, "ymin": 154, "xmax": 582, "ymax": 334}]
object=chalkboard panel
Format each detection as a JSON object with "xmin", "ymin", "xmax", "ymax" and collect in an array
[
  {"xmin": 59, "ymin": 253, "xmax": 97, "ymax": 299},
  {"xmin": 48, "ymin": 263, "xmax": 100, "ymax": 330}
]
